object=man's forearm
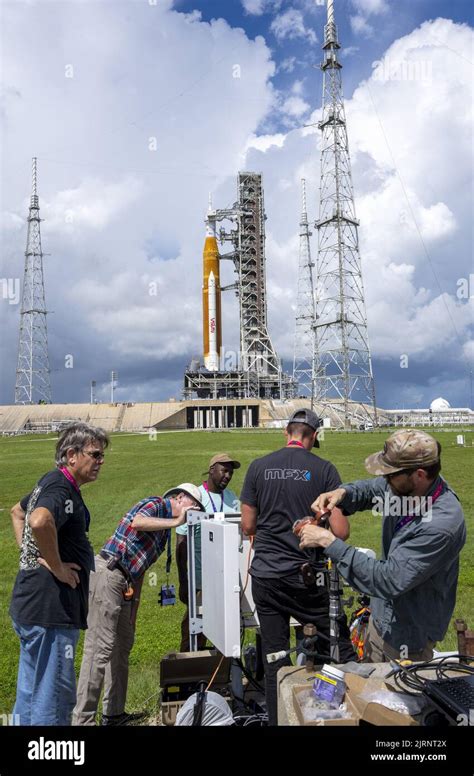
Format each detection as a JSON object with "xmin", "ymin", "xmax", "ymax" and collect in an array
[
  {"xmin": 29, "ymin": 510, "xmax": 62, "ymax": 571},
  {"xmin": 132, "ymin": 516, "xmax": 181, "ymax": 531},
  {"xmin": 11, "ymin": 503, "xmax": 26, "ymax": 547},
  {"xmin": 339, "ymin": 477, "xmax": 386, "ymax": 515},
  {"xmin": 241, "ymin": 504, "xmax": 258, "ymax": 535}
]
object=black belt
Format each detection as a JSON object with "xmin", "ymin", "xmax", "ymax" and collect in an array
[{"xmin": 99, "ymin": 550, "xmax": 131, "ymax": 581}]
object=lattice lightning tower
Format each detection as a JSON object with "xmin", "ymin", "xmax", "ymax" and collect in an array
[
  {"xmin": 293, "ymin": 178, "xmax": 316, "ymax": 403},
  {"xmin": 314, "ymin": 0, "xmax": 377, "ymax": 425},
  {"xmin": 15, "ymin": 158, "xmax": 52, "ymax": 404}
]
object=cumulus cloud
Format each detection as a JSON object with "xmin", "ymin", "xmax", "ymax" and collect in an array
[
  {"xmin": 241, "ymin": 0, "xmax": 282, "ymax": 15},
  {"xmin": 351, "ymin": 0, "xmax": 389, "ymax": 14},
  {"xmin": 350, "ymin": 0, "xmax": 388, "ymax": 36},
  {"xmin": 43, "ymin": 177, "xmax": 144, "ymax": 231},
  {"xmin": 270, "ymin": 9, "xmax": 317, "ymax": 44},
  {"xmin": 0, "ymin": 0, "xmax": 275, "ymax": 401},
  {"xmin": 281, "ymin": 95, "xmax": 310, "ymax": 118}
]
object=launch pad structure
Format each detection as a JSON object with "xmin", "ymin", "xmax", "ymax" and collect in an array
[{"xmin": 184, "ymin": 172, "xmax": 296, "ymax": 401}]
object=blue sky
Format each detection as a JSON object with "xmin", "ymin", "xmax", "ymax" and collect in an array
[{"xmin": 0, "ymin": 0, "xmax": 473, "ymax": 410}]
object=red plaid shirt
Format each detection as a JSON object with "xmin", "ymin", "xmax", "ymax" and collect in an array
[{"xmin": 101, "ymin": 497, "xmax": 172, "ymax": 581}]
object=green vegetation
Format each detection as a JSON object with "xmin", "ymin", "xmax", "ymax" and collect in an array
[{"xmin": 0, "ymin": 429, "xmax": 472, "ymax": 717}]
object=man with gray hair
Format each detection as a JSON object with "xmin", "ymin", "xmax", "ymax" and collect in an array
[
  {"xmin": 298, "ymin": 429, "xmax": 466, "ymax": 663},
  {"xmin": 9, "ymin": 422, "xmax": 109, "ymax": 725}
]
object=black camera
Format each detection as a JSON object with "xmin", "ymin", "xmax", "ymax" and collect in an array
[{"xmin": 159, "ymin": 584, "xmax": 176, "ymax": 607}]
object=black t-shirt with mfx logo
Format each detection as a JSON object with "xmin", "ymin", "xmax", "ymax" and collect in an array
[
  {"xmin": 240, "ymin": 447, "xmax": 342, "ymax": 579},
  {"xmin": 9, "ymin": 469, "xmax": 94, "ymax": 629}
]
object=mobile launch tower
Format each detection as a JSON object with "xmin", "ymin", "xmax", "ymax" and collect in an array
[{"xmin": 184, "ymin": 172, "xmax": 295, "ymax": 400}]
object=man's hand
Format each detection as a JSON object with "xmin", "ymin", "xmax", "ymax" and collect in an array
[
  {"xmin": 175, "ymin": 506, "xmax": 194, "ymax": 528},
  {"xmin": 298, "ymin": 524, "xmax": 336, "ymax": 551},
  {"xmin": 311, "ymin": 488, "xmax": 346, "ymax": 514},
  {"xmin": 38, "ymin": 558, "xmax": 81, "ymax": 588}
]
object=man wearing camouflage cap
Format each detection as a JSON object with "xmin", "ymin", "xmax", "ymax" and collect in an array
[{"xmin": 297, "ymin": 429, "xmax": 466, "ymax": 662}]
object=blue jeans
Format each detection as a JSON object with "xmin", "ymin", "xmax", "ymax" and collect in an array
[{"xmin": 12, "ymin": 621, "xmax": 80, "ymax": 726}]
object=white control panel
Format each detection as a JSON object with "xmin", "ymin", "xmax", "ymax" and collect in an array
[{"xmin": 201, "ymin": 520, "xmax": 241, "ymax": 658}]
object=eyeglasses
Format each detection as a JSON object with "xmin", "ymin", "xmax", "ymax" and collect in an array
[
  {"xmin": 83, "ymin": 450, "xmax": 105, "ymax": 461},
  {"xmin": 385, "ymin": 468, "xmax": 415, "ymax": 480}
]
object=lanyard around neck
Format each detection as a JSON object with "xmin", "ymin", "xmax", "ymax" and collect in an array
[
  {"xmin": 202, "ymin": 481, "xmax": 224, "ymax": 512},
  {"xmin": 393, "ymin": 479, "xmax": 445, "ymax": 534},
  {"xmin": 287, "ymin": 440, "xmax": 305, "ymax": 449}
]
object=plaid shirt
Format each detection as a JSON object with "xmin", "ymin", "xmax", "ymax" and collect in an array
[{"xmin": 102, "ymin": 497, "xmax": 172, "ymax": 582}]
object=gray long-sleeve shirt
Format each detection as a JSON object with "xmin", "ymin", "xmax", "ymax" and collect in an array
[{"xmin": 325, "ymin": 476, "xmax": 466, "ymax": 651}]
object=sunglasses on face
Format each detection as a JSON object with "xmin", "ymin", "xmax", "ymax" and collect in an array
[
  {"xmin": 385, "ymin": 468, "xmax": 415, "ymax": 481},
  {"xmin": 83, "ymin": 450, "xmax": 105, "ymax": 461}
]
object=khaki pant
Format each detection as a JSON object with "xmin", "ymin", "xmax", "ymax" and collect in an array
[
  {"xmin": 363, "ymin": 618, "xmax": 435, "ymax": 663},
  {"xmin": 72, "ymin": 556, "xmax": 135, "ymax": 725}
]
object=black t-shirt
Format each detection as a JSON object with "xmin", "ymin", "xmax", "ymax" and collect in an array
[
  {"xmin": 9, "ymin": 469, "xmax": 94, "ymax": 629},
  {"xmin": 240, "ymin": 446, "xmax": 342, "ymax": 579}
]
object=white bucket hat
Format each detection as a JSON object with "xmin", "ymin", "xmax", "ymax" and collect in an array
[{"xmin": 163, "ymin": 482, "xmax": 204, "ymax": 510}]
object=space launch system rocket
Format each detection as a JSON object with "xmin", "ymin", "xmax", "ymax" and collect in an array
[{"xmin": 202, "ymin": 200, "xmax": 222, "ymax": 371}]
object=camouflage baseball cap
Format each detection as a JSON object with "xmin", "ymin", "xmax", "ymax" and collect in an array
[{"xmin": 365, "ymin": 429, "xmax": 440, "ymax": 476}]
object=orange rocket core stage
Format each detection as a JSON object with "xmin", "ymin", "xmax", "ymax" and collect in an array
[{"xmin": 202, "ymin": 232, "xmax": 222, "ymax": 371}]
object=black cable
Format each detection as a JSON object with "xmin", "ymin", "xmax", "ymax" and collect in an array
[
  {"xmin": 192, "ymin": 681, "xmax": 207, "ymax": 727},
  {"xmin": 235, "ymin": 658, "xmax": 265, "ymax": 693},
  {"xmin": 389, "ymin": 655, "xmax": 474, "ymax": 696}
]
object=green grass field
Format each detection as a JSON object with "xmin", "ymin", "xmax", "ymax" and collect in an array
[{"xmin": 0, "ymin": 429, "xmax": 472, "ymax": 718}]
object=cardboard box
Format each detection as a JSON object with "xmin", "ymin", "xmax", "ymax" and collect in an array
[
  {"xmin": 292, "ymin": 673, "xmax": 420, "ymax": 727},
  {"xmin": 344, "ymin": 673, "xmax": 419, "ymax": 726},
  {"xmin": 292, "ymin": 684, "xmax": 360, "ymax": 726}
]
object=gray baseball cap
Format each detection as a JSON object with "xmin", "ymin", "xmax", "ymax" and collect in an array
[{"xmin": 287, "ymin": 409, "xmax": 323, "ymax": 448}]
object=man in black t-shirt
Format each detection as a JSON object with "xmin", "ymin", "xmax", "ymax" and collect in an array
[
  {"xmin": 241, "ymin": 409, "xmax": 355, "ymax": 725},
  {"xmin": 9, "ymin": 422, "xmax": 108, "ymax": 726}
]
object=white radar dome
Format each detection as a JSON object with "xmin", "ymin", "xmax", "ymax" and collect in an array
[{"xmin": 430, "ymin": 397, "xmax": 451, "ymax": 411}]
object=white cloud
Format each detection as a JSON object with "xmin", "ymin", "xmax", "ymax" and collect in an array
[
  {"xmin": 0, "ymin": 0, "xmax": 276, "ymax": 399},
  {"xmin": 351, "ymin": 0, "xmax": 388, "ymax": 15},
  {"xmin": 242, "ymin": 0, "xmax": 266, "ymax": 14},
  {"xmin": 463, "ymin": 340, "xmax": 474, "ymax": 364},
  {"xmin": 241, "ymin": 0, "xmax": 282, "ymax": 15},
  {"xmin": 350, "ymin": 0, "xmax": 388, "ymax": 37},
  {"xmin": 270, "ymin": 9, "xmax": 317, "ymax": 44},
  {"xmin": 245, "ymin": 133, "xmax": 286, "ymax": 153},
  {"xmin": 281, "ymin": 95, "xmax": 310, "ymax": 118},
  {"xmin": 350, "ymin": 14, "xmax": 374, "ymax": 37},
  {"xmin": 279, "ymin": 56, "xmax": 297, "ymax": 73},
  {"xmin": 43, "ymin": 177, "xmax": 143, "ymax": 231}
]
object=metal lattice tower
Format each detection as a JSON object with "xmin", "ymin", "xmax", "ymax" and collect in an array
[
  {"xmin": 293, "ymin": 178, "xmax": 316, "ymax": 402},
  {"xmin": 184, "ymin": 172, "xmax": 296, "ymax": 400},
  {"xmin": 314, "ymin": 0, "xmax": 377, "ymax": 426},
  {"xmin": 237, "ymin": 172, "xmax": 280, "ymax": 376},
  {"xmin": 15, "ymin": 158, "xmax": 52, "ymax": 404}
]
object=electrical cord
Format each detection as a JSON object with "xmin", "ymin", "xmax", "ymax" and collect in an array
[
  {"xmin": 235, "ymin": 658, "xmax": 265, "ymax": 694},
  {"xmin": 205, "ymin": 654, "xmax": 225, "ymax": 692},
  {"xmin": 389, "ymin": 655, "xmax": 474, "ymax": 696}
]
